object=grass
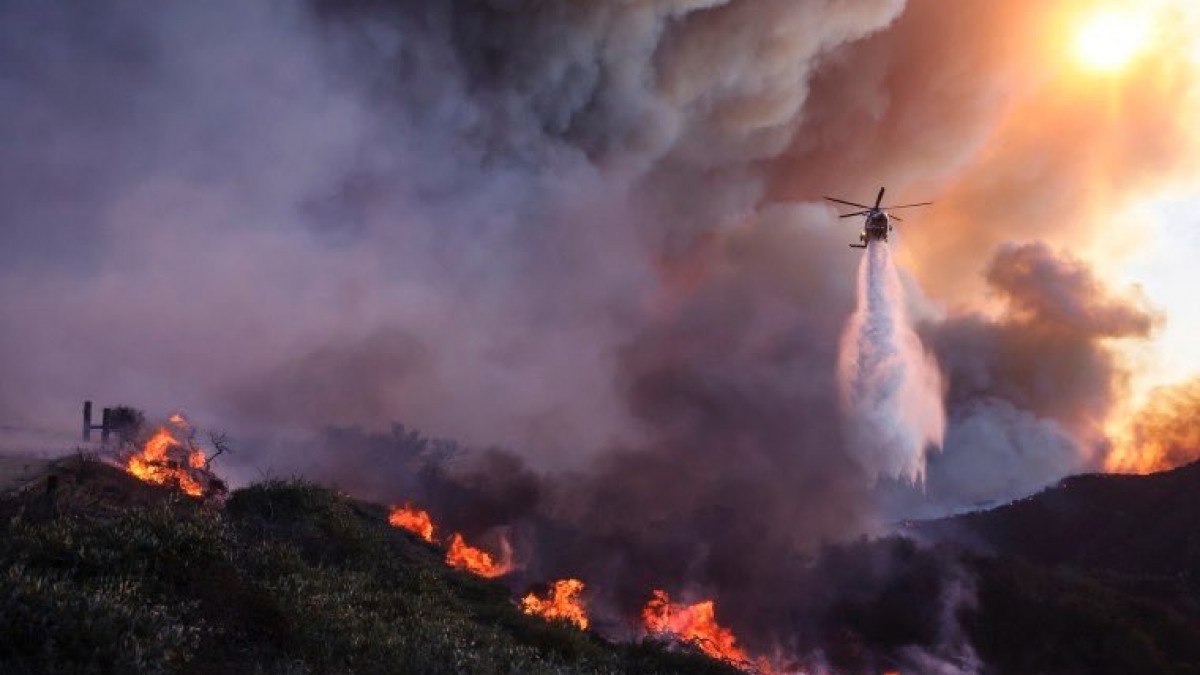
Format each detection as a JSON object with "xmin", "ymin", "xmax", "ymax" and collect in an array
[
  {"xmin": 11, "ymin": 456, "xmax": 1198, "ymax": 674},
  {"xmin": 0, "ymin": 458, "xmax": 740, "ymax": 675}
]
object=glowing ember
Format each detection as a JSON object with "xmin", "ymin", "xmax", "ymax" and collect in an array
[
  {"xmin": 125, "ymin": 426, "xmax": 206, "ymax": 497},
  {"xmin": 388, "ymin": 504, "xmax": 435, "ymax": 542},
  {"xmin": 521, "ymin": 578, "xmax": 589, "ymax": 630},
  {"xmin": 445, "ymin": 532, "xmax": 513, "ymax": 578},
  {"xmin": 642, "ymin": 590, "xmax": 771, "ymax": 673}
]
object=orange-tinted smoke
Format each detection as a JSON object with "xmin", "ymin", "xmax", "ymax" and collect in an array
[
  {"xmin": 1106, "ymin": 377, "xmax": 1200, "ymax": 473},
  {"xmin": 521, "ymin": 578, "xmax": 589, "ymax": 630},
  {"xmin": 642, "ymin": 589, "xmax": 772, "ymax": 673},
  {"xmin": 388, "ymin": 503, "xmax": 435, "ymax": 542},
  {"xmin": 771, "ymin": 0, "xmax": 1200, "ymax": 300},
  {"xmin": 445, "ymin": 532, "xmax": 514, "ymax": 578}
]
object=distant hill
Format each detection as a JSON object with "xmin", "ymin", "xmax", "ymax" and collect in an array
[
  {"xmin": 909, "ymin": 462, "xmax": 1200, "ymax": 675},
  {"xmin": 911, "ymin": 460, "xmax": 1200, "ymax": 580}
]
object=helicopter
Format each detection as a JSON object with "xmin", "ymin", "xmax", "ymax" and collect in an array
[{"xmin": 825, "ymin": 187, "xmax": 931, "ymax": 249}]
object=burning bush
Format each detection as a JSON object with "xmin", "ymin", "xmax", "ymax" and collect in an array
[
  {"xmin": 388, "ymin": 503, "xmax": 435, "ymax": 542},
  {"xmin": 121, "ymin": 415, "xmax": 226, "ymax": 499},
  {"xmin": 384, "ymin": 500, "xmax": 513, "ymax": 578},
  {"xmin": 521, "ymin": 578, "xmax": 589, "ymax": 630},
  {"xmin": 445, "ymin": 532, "xmax": 514, "ymax": 578},
  {"xmin": 642, "ymin": 590, "xmax": 771, "ymax": 673}
]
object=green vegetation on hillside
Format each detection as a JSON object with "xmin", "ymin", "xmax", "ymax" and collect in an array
[
  {"xmin": 0, "ymin": 457, "xmax": 739, "ymax": 675},
  {"xmin": 964, "ymin": 555, "xmax": 1200, "ymax": 675},
  {"xmin": 6, "ymin": 455, "xmax": 1200, "ymax": 675}
]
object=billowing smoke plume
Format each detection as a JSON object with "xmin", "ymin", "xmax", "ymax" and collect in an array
[
  {"xmin": 891, "ymin": 242, "xmax": 1161, "ymax": 513},
  {"xmin": 0, "ymin": 0, "xmax": 1185, "ymax": 502},
  {"xmin": 838, "ymin": 241, "xmax": 945, "ymax": 483},
  {"xmin": 772, "ymin": 0, "xmax": 1200, "ymax": 300}
]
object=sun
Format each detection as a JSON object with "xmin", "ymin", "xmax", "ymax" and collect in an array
[{"xmin": 1073, "ymin": 8, "xmax": 1151, "ymax": 73}]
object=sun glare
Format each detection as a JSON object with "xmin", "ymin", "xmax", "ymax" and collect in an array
[{"xmin": 1074, "ymin": 9, "xmax": 1151, "ymax": 72}]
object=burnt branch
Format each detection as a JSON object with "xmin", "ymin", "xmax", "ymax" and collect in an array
[{"xmin": 205, "ymin": 431, "xmax": 232, "ymax": 470}]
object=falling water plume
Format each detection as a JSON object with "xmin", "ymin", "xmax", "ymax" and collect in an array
[{"xmin": 838, "ymin": 241, "xmax": 945, "ymax": 483}]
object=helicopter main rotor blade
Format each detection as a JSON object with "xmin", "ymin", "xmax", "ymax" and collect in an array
[
  {"xmin": 824, "ymin": 196, "xmax": 872, "ymax": 209},
  {"xmin": 889, "ymin": 214, "xmax": 904, "ymax": 222},
  {"xmin": 874, "ymin": 187, "xmax": 885, "ymax": 208},
  {"xmin": 883, "ymin": 202, "xmax": 933, "ymax": 210},
  {"xmin": 839, "ymin": 211, "xmax": 870, "ymax": 218}
]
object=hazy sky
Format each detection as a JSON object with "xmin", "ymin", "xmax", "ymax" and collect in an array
[{"xmin": 2, "ymin": 0, "xmax": 1200, "ymax": 496}]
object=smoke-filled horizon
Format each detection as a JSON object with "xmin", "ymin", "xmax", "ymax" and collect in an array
[
  {"xmin": 1, "ymin": 0, "xmax": 1197, "ymax": 664},
  {"xmin": 2, "ymin": 0, "xmax": 1182, "ymax": 492}
]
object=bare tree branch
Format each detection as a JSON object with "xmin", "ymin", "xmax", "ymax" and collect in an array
[{"xmin": 205, "ymin": 431, "xmax": 232, "ymax": 470}]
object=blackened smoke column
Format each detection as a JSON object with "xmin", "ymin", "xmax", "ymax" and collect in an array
[{"xmin": 838, "ymin": 240, "xmax": 946, "ymax": 483}]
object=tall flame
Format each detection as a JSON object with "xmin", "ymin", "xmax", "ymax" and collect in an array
[
  {"xmin": 125, "ymin": 426, "xmax": 206, "ymax": 497},
  {"xmin": 446, "ymin": 532, "xmax": 514, "ymax": 578},
  {"xmin": 642, "ymin": 590, "xmax": 771, "ymax": 673},
  {"xmin": 388, "ymin": 504, "xmax": 435, "ymax": 542},
  {"xmin": 521, "ymin": 578, "xmax": 589, "ymax": 630}
]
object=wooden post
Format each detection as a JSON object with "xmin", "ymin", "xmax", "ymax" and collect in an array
[
  {"xmin": 83, "ymin": 400, "xmax": 93, "ymax": 441},
  {"xmin": 101, "ymin": 407, "xmax": 112, "ymax": 443}
]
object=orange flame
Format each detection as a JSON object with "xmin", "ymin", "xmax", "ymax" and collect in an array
[
  {"xmin": 388, "ymin": 504, "xmax": 435, "ymax": 542},
  {"xmin": 642, "ymin": 590, "xmax": 771, "ymax": 673},
  {"xmin": 1105, "ymin": 378, "xmax": 1200, "ymax": 474},
  {"xmin": 125, "ymin": 426, "xmax": 205, "ymax": 497},
  {"xmin": 445, "ymin": 532, "xmax": 513, "ymax": 578},
  {"xmin": 521, "ymin": 578, "xmax": 589, "ymax": 630},
  {"xmin": 187, "ymin": 449, "xmax": 207, "ymax": 469}
]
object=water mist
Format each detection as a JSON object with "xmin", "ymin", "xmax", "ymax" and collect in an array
[{"xmin": 838, "ymin": 240, "xmax": 945, "ymax": 483}]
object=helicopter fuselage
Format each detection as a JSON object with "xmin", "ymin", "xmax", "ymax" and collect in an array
[
  {"xmin": 827, "ymin": 187, "xmax": 929, "ymax": 250},
  {"xmin": 853, "ymin": 210, "xmax": 891, "ymax": 247}
]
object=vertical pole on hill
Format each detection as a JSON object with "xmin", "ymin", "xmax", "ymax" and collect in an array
[
  {"xmin": 82, "ymin": 400, "xmax": 93, "ymax": 441},
  {"xmin": 101, "ymin": 407, "xmax": 112, "ymax": 443}
]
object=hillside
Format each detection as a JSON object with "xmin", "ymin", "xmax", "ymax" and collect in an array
[
  {"xmin": 6, "ymin": 455, "xmax": 1200, "ymax": 675},
  {"xmin": 0, "ymin": 455, "xmax": 739, "ymax": 675},
  {"xmin": 912, "ymin": 462, "xmax": 1200, "ymax": 675},
  {"xmin": 911, "ymin": 461, "xmax": 1200, "ymax": 588}
]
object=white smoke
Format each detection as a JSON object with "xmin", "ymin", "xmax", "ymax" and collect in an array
[{"xmin": 838, "ymin": 240, "xmax": 945, "ymax": 483}]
